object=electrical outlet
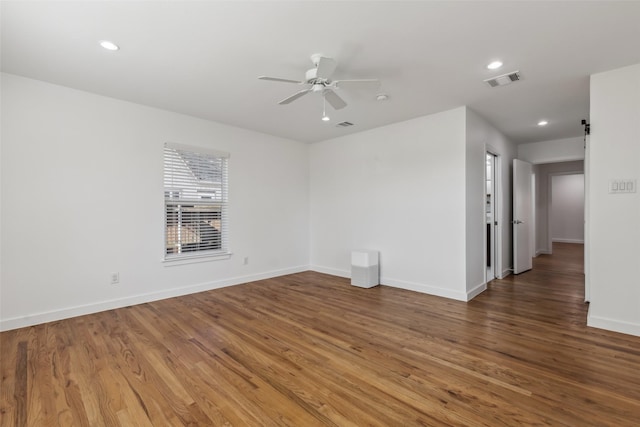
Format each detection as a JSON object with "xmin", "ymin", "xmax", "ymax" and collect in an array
[
  {"xmin": 243, "ymin": 257, "xmax": 249, "ymax": 265},
  {"xmin": 110, "ymin": 272, "xmax": 119, "ymax": 285}
]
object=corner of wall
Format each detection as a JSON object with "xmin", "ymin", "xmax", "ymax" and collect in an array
[
  {"xmin": 464, "ymin": 106, "xmax": 517, "ymax": 296},
  {"xmin": 588, "ymin": 62, "xmax": 640, "ymax": 338},
  {"xmin": 466, "ymin": 282, "xmax": 487, "ymax": 301}
]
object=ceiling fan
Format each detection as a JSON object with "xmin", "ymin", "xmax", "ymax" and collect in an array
[{"xmin": 259, "ymin": 53, "xmax": 380, "ymax": 111}]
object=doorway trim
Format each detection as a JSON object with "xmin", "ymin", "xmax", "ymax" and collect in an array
[
  {"xmin": 485, "ymin": 147, "xmax": 503, "ymax": 282},
  {"xmin": 584, "ymin": 135, "xmax": 590, "ymax": 302}
]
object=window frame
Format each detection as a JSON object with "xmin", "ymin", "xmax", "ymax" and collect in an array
[{"xmin": 163, "ymin": 142, "xmax": 230, "ymax": 263}]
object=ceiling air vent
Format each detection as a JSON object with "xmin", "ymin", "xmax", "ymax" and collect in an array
[
  {"xmin": 336, "ymin": 121, "xmax": 354, "ymax": 127},
  {"xmin": 485, "ymin": 71, "xmax": 521, "ymax": 88}
]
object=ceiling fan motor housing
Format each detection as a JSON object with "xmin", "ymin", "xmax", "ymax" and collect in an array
[{"xmin": 305, "ymin": 68, "xmax": 321, "ymax": 83}]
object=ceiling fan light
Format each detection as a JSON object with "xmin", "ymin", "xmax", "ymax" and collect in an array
[{"xmin": 321, "ymin": 93, "xmax": 330, "ymax": 121}]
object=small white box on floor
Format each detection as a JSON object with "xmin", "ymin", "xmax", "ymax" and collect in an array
[{"xmin": 351, "ymin": 250, "xmax": 379, "ymax": 288}]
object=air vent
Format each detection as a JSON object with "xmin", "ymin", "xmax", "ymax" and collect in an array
[
  {"xmin": 336, "ymin": 121, "xmax": 354, "ymax": 127},
  {"xmin": 484, "ymin": 71, "xmax": 521, "ymax": 87}
]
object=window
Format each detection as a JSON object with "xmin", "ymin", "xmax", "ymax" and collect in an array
[{"xmin": 164, "ymin": 143, "xmax": 229, "ymax": 260}]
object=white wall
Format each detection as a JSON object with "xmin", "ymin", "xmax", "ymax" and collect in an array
[
  {"xmin": 309, "ymin": 106, "xmax": 516, "ymax": 301},
  {"xmin": 518, "ymin": 137, "xmax": 584, "ymax": 164},
  {"xmin": 310, "ymin": 107, "xmax": 469, "ymax": 300},
  {"xmin": 588, "ymin": 63, "xmax": 640, "ymax": 337},
  {"xmin": 533, "ymin": 161, "xmax": 584, "ymax": 254},
  {"xmin": 551, "ymin": 174, "xmax": 584, "ymax": 243},
  {"xmin": 0, "ymin": 73, "xmax": 310, "ymax": 330},
  {"xmin": 466, "ymin": 109, "xmax": 517, "ymax": 287}
]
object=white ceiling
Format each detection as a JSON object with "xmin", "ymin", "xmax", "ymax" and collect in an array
[{"xmin": 3, "ymin": 1, "xmax": 640, "ymax": 144}]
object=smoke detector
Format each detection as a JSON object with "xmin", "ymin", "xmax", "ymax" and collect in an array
[{"xmin": 485, "ymin": 71, "xmax": 521, "ymax": 87}]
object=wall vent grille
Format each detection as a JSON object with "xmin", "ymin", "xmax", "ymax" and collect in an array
[{"xmin": 485, "ymin": 71, "xmax": 521, "ymax": 87}]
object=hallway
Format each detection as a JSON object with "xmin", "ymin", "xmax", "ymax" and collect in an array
[{"xmin": 483, "ymin": 242, "xmax": 586, "ymax": 325}]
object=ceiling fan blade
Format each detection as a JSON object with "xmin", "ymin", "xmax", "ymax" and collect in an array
[
  {"xmin": 334, "ymin": 79, "xmax": 380, "ymax": 90},
  {"xmin": 324, "ymin": 89, "xmax": 347, "ymax": 110},
  {"xmin": 259, "ymin": 76, "xmax": 304, "ymax": 84},
  {"xmin": 278, "ymin": 88, "xmax": 311, "ymax": 105},
  {"xmin": 315, "ymin": 57, "xmax": 337, "ymax": 80}
]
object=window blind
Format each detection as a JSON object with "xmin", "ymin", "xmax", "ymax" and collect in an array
[{"xmin": 164, "ymin": 143, "xmax": 229, "ymax": 259}]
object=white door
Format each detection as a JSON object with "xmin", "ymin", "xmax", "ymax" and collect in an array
[{"xmin": 513, "ymin": 159, "xmax": 533, "ymax": 274}]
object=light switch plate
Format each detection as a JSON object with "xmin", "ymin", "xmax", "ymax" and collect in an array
[{"xmin": 609, "ymin": 179, "xmax": 637, "ymax": 193}]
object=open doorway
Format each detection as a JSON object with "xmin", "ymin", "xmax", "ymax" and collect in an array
[
  {"xmin": 511, "ymin": 160, "xmax": 584, "ymax": 278},
  {"xmin": 513, "ymin": 161, "xmax": 587, "ymax": 301},
  {"xmin": 533, "ymin": 161, "xmax": 584, "ymax": 256},
  {"xmin": 486, "ymin": 152, "xmax": 498, "ymax": 281},
  {"xmin": 550, "ymin": 173, "xmax": 585, "ymax": 249}
]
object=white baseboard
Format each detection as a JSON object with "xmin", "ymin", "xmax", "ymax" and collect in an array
[
  {"xmin": 380, "ymin": 277, "xmax": 468, "ymax": 302},
  {"xmin": 587, "ymin": 314, "xmax": 640, "ymax": 337},
  {"xmin": 309, "ymin": 265, "xmax": 350, "ymax": 278},
  {"xmin": 498, "ymin": 269, "xmax": 512, "ymax": 279},
  {"xmin": 4, "ymin": 264, "xmax": 505, "ymax": 331},
  {"xmin": 0, "ymin": 265, "xmax": 310, "ymax": 332},
  {"xmin": 552, "ymin": 238, "xmax": 584, "ymax": 244},
  {"xmin": 466, "ymin": 282, "xmax": 487, "ymax": 301},
  {"xmin": 310, "ymin": 265, "xmax": 469, "ymax": 301}
]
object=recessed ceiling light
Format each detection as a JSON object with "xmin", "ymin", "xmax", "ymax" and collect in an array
[
  {"xmin": 487, "ymin": 60, "xmax": 503, "ymax": 70},
  {"xmin": 376, "ymin": 94, "xmax": 389, "ymax": 101},
  {"xmin": 322, "ymin": 114, "xmax": 330, "ymax": 122},
  {"xmin": 99, "ymin": 40, "xmax": 119, "ymax": 51},
  {"xmin": 538, "ymin": 120, "xmax": 549, "ymax": 126}
]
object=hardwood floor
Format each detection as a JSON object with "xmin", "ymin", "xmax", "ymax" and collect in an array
[{"xmin": 2, "ymin": 243, "xmax": 640, "ymax": 426}]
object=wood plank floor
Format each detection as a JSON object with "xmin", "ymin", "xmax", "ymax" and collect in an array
[{"xmin": 2, "ymin": 243, "xmax": 640, "ymax": 426}]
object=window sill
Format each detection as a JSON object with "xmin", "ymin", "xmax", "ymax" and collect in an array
[{"xmin": 162, "ymin": 251, "xmax": 232, "ymax": 266}]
